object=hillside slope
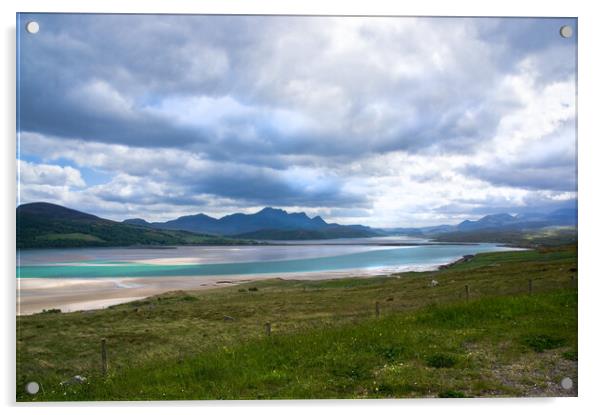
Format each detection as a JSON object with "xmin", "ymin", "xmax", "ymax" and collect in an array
[{"xmin": 17, "ymin": 202, "xmax": 253, "ymax": 248}]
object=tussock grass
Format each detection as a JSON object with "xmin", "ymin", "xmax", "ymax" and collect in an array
[
  {"xmin": 425, "ymin": 353, "xmax": 458, "ymax": 368},
  {"xmin": 522, "ymin": 334, "xmax": 566, "ymax": 353}
]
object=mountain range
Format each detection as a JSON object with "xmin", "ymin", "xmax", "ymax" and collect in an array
[
  {"xmin": 123, "ymin": 207, "xmax": 379, "ymax": 239},
  {"xmin": 16, "ymin": 202, "xmax": 577, "ymax": 249},
  {"xmin": 390, "ymin": 209, "xmax": 577, "ymax": 237},
  {"xmin": 123, "ymin": 206, "xmax": 576, "ymax": 239}
]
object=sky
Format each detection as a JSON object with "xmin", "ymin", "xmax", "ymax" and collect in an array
[{"xmin": 16, "ymin": 14, "xmax": 577, "ymax": 228}]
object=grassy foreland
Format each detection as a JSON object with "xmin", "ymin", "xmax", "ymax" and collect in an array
[
  {"xmin": 434, "ymin": 227, "xmax": 577, "ymax": 247},
  {"xmin": 17, "ymin": 245, "xmax": 577, "ymax": 400}
]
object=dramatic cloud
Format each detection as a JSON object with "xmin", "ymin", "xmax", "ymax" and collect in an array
[
  {"xmin": 16, "ymin": 14, "xmax": 577, "ymax": 226},
  {"xmin": 18, "ymin": 160, "xmax": 85, "ymax": 188}
]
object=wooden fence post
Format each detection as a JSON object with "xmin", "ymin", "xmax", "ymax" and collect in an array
[
  {"xmin": 101, "ymin": 338, "xmax": 108, "ymax": 376},
  {"xmin": 375, "ymin": 301, "xmax": 381, "ymax": 318},
  {"xmin": 529, "ymin": 279, "xmax": 533, "ymax": 295},
  {"xmin": 265, "ymin": 322, "xmax": 271, "ymax": 336},
  {"xmin": 464, "ymin": 285, "xmax": 469, "ymax": 301}
]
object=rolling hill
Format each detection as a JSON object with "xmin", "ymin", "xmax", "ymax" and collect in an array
[
  {"xmin": 389, "ymin": 208, "xmax": 577, "ymax": 238},
  {"xmin": 456, "ymin": 210, "xmax": 577, "ymax": 232},
  {"xmin": 16, "ymin": 202, "xmax": 254, "ymax": 249}
]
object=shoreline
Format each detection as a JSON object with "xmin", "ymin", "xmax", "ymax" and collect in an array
[
  {"xmin": 16, "ymin": 264, "xmax": 444, "ymax": 316},
  {"xmin": 16, "ymin": 240, "xmax": 484, "ymax": 252}
]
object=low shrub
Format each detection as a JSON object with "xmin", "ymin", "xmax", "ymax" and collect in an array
[
  {"xmin": 425, "ymin": 353, "xmax": 457, "ymax": 368},
  {"xmin": 522, "ymin": 334, "xmax": 566, "ymax": 352},
  {"xmin": 439, "ymin": 390, "xmax": 466, "ymax": 398},
  {"xmin": 41, "ymin": 308, "xmax": 61, "ymax": 314}
]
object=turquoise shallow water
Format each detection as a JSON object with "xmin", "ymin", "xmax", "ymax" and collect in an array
[{"xmin": 16, "ymin": 243, "xmax": 516, "ymax": 279}]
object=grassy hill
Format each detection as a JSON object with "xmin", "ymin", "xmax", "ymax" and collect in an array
[
  {"xmin": 17, "ymin": 202, "xmax": 255, "ymax": 248},
  {"xmin": 434, "ymin": 227, "xmax": 577, "ymax": 247},
  {"xmin": 17, "ymin": 245, "xmax": 577, "ymax": 400}
]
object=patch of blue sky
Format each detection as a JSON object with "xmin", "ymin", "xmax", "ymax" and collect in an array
[{"xmin": 78, "ymin": 166, "xmax": 113, "ymax": 186}]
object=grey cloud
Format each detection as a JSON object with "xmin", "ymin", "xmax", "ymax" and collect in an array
[
  {"xmin": 16, "ymin": 14, "xmax": 578, "ymax": 225},
  {"xmin": 463, "ymin": 120, "xmax": 577, "ymax": 192},
  {"xmin": 475, "ymin": 17, "xmax": 576, "ymax": 83},
  {"xmin": 89, "ymin": 167, "xmax": 370, "ymax": 210},
  {"xmin": 19, "ymin": 14, "xmax": 575, "ymax": 159},
  {"xmin": 91, "ymin": 187, "xmax": 206, "ymax": 207},
  {"xmin": 20, "ymin": 133, "xmax": 370, "ymax": 209},
  {"xmin": 184, "ymin": 167, "xmax": 370, "ymax": 209},
  {"xmin": 464, "ymin": 164, "xmax": 576, "ymax": 192},
  {"xmin": 433, "ymin": 196, "xmax": 576, "ymax": 218}
]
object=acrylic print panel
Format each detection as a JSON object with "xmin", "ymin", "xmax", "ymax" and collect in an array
[{"xmin": 16, "ymin": 14, "xmax": 577, "ymax": 401}]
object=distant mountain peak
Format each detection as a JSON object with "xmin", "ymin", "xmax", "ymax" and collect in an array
[
  {"xmin": 481, "ymin": 213, "xmax": 515, "ymax": 220},
  {"xmin": 257, "ymin": 207, "xmax": 287, "ymax": 215},
  {"xmin": 311, "ymin": 215, "xmax": 327, "ymax": 225},
  {"xmin": 458, "ymin": 212, "xmax": 517, "ymax": 231},
  {"xmin": 121, "ymin": 206, "xmax": 368, "ymax": 237},
  {"xmin": 453, "ymin": 209, "xmax": 576, "ymax": 233},
  {"xmin": 188, "ymin": 212, "xmax": 216, "ymax": 219},
  {"xmin": 123, "ymin": 218, "xmax": 151, "ymax": 226}
]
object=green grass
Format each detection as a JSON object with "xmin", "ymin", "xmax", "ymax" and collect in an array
[{"xmin": 16, "ymin": 245, "xmax": 577, "ymax": 400}]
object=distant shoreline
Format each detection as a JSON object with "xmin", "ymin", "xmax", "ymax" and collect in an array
[{"xmin": 16, "ymin": 240, "xmax": 483, "ymax": 251}]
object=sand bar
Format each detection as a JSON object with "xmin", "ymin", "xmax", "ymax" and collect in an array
[{"xmin": 17, "ymin": 264, "xmax": 440, "ymax": 315}]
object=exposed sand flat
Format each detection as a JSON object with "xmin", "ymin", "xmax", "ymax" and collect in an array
[
  {"xmin": 50, "ymin": 297, "xmax": 149, "ymax": 313},
  {"xmin": 16, "ymin": 264, "xmax": 441, "ymax": 316},
  {"xmin": 129, "ymin": 257, "xmax": 209, "ymax": 265}
]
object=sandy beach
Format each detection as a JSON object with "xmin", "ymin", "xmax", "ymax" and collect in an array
[
  {"xmin": 16, "ymin": 265, "xmax": 440, "ymax": 315},
  {"xmin": 16, "ymin": 243, "xmax": 524, "ymax": 316}
]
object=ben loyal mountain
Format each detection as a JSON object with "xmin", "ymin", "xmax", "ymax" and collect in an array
[{"xmin": 123, "ymin": 207, "xmax": 378, "ymax": 240}]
